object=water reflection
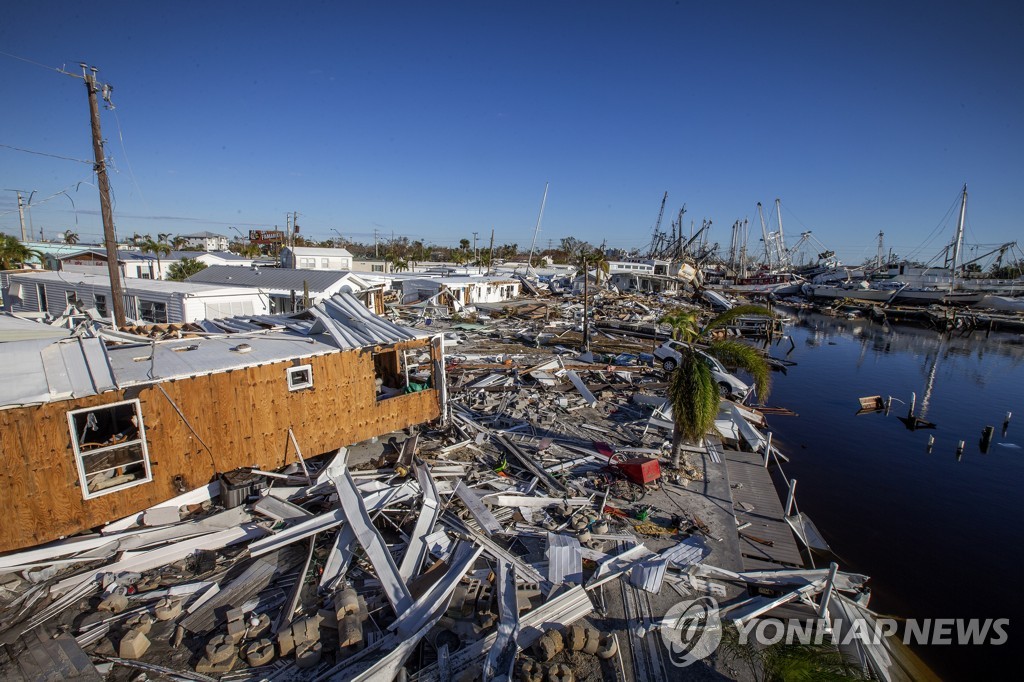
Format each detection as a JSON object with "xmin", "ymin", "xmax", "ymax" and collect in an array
[{"xmin": 766, "ymin": 305, "xmax": 1024, "ymax": 679}]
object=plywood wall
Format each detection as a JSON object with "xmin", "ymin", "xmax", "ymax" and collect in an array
[{"xmin": 0, "ymin": 339, "xmax": 441, "ymax": 552}]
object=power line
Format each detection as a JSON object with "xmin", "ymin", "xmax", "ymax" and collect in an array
[
  {"xmin": 0, "ymin": 142, "xmax": 93, "ymax": 165},
  {"xmin": 0, "ymin": 50, "xmax": 74, "ymax": 77}
]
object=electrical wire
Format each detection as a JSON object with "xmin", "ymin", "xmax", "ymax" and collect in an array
[
  {"xmin": 0, "ymin": 142, "xmax": 92, "ymax": 165},
  {"xmin": 0, "ymin": 50, "xmax": 74, "ymax": 77}
]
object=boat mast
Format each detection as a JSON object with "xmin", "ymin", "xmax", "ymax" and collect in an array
[
  {"xmin": 757, "ymin": 202, "xmax": 771, "ymax": 270},
  {"xmin": 526, "ymin": 182, "xmax": 549, "ymax": 272},
  {"xmin": 775, "ymin": 198, "xmax": 787, "ymax": 270},
  {"xmin": 950, "ymin": 184, "xmax": 967, "ymax": 291}
]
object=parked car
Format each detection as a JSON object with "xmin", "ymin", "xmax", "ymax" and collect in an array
[{"xmin": 653, "ymin": 340, "xmax": 752, "ymax": 400}]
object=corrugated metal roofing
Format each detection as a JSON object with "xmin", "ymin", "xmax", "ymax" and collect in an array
[
  {"xmin": 7, "ymin": 270, "xmax": 254, "ymax": 296},
  {"xmin": 0, "ymin": 335, "xmax": 116, "ymax": 407},
  {"xmin": 186, "ymin": 265, "xmax": 355, "ymax": 292},
  {"xmin": 0, "ymin": 293, "xmax": 428, "ymax": 408},
  {"xmin": 546, "ymin": 532, "xmax": 583, "ymax": 585}
]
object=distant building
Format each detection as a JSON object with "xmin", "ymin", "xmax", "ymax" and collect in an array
[
  {"xmin": 187, "ymin": 265, "xmax": 384, "ymax": 314},
  {"xmin": 58, "ymin": 249, "xmax": 254, "ymax": 280},
  {"xmin": 401, "ymin": 276, "xmax": 521, "ymax": 307},
  {"xmin": 281, "ymin": 246, "xmax": 354, "ymax": 271},
  {"xmin": 179, "ymin": 231, "xmax": 230, "ymax": 251},
  {"xmin": 2, "ymin": 270, "xmax": 270, "ymax": 323}
]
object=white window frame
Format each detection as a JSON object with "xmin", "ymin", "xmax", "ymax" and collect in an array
[
  {"xmin": 67, "ymin": 398, "xmax": 152, "ymax": 499},
  {"xmin": 138, "ymin": 298, "xmax": 168, "ymax": 323},
  {"xmin": 287, "ymin": 364, "xmax": 313, "ymax": 391}
]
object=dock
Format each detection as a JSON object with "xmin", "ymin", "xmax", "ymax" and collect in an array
[{"xmin": 723, "ymin": 448, "xmax": 805, "ymax": 570}]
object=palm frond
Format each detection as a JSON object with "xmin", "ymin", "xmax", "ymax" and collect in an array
[
  {"xmin": 668, "ymin": 348, "xmax": 719, "ymax": 442},
  {"xmin": 660, "ymin": 307, "xmax": 700, "ymax": 342},
  {"xmin": 702, "ymin": 305, "xmax": 775, "ymax": 335},
  {"xmin": 708, "ymin": 339, "xmax": 772, "ymax": 402}
]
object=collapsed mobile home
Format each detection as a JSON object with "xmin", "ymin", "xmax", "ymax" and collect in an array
[{"xmin": 0, "ymin": 293, "xmax": 446, "ymax": 552}]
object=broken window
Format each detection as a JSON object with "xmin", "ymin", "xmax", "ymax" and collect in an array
[
  {"xmin": 287, "ymin": 364, "xmax": 313, "ymax": 391},
  {"xmin": 94, "ymin": 294, "xmax": 108, "ymax": 317},
  {"xmin": 373, "ymin": 348, "xmax": 407, "ymax": 400},
  {"xmin": 139, "ymin": 299, "xmax": 168, "ymax": 323},
  {"xmin": 67, "ymin": 399, "xmax": 152, "ymax": 498}
]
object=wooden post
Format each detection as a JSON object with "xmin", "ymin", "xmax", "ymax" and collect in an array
[
  {"xmin": 763, "ymin": 431, "xmax": 773, "ymax": 467},
  {"xmin": 83, "ymin": 65, "xmax": 127, "ymax": 329},
  {"xmin": 907, "ymin": 391, "xmax": 916, "ymax": 419}
]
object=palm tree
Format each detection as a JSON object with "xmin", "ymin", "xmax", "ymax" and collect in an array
[
  {"xmin": 661, "ymin": 305, "xmax": 775, "ymax": 468},
  {"xmin": 140, "ymin": 237, "xmax": 172, "ymax": 279},
  {"xmin": 167, "ymin": 257, "xmax": 208, "ymax": 281},
  {"xmin": 0, "ymin": 235, "xmax": 44, "ymax": 269},
  {"xmin": 172, "ymin": 235, "xmax": 188, "ymax": 250},
  {"xmin": 157, "ymin": 232, "xmax": 172, "ymax": 244},
  {"xmin": 63, "ymin": 230, "xmax": 80, "ymax": 245},
  {"xmin": 459, "ymin": 238, "xmax": 471, "ymax": 252}
]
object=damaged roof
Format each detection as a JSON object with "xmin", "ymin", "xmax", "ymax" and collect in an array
[{"xmin": 0, "ymin": 293, "xmax": 427, "ymax": 408}]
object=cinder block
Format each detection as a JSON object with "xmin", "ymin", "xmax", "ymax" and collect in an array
[
  {"xmin": 295, "ymin": 641, "xmax": 322, "ymax": 669},
  {"xmin": 119, "ymin": 629, "xmax": 151, "ymax": 660},
  {"xmin": 205, "ymin": 635, "xmax": 238, "ymax": 664},
  {"xmin": 154, "ymin": 597, "xmax": 183, "ymax": 621},
  {"xmin": 125, "ymin": 613, "xmax": 154, "ymax": 635},
  {"xmin": 196, "ymin": 655, "xmax": 237, "ymax": 674},
  {"xmin": 97, "ymin": 594, "xmax": 129, "ymax": 613},
  {"xmin": 244, "ymin": 638, "xmax": 275, "ymax": 667}
]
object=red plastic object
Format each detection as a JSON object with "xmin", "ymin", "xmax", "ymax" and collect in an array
[{"xmin": 615, "ymin": 457, "xmax": 661, "ymax": 485}]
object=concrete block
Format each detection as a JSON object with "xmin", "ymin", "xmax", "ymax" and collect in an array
[
  {"xmin": 205, "ymin": 635, "xmax": 238, "ymax": 664},
  {"xmin": 154, "ymin": 597, "xmax": 183, "ymax": 621},
  {"xmin": 339, "ymin": 614, "xmax": 363, "ymax": 648},
  {"xmin": 225, "ymin": 607, "xmax": 245, "ymax": 624},
  {"xmin": 277, "ymin": 629, "xmax": 295, "ymax": 657},
  {"xmin": 295, "ymin": 641, "xmax": 322, "ymax": 669},
  {"xmin": 581, "ymin": 627, "xmax": 601, "ymax": 655},
  {"xmin": 226, "ymin": 617, "xmax": 247, "ymax": 643},
  {"xmin": 97, "ymin": 594, "xmax": 129, "ymax": 613},
  {"xmin": 118, "ymin": 629, "xmax": 151, "ymax": 660},
  {"xmin": 565, "ymin": 624, "xmax": 587, "ymax": 652},
  {"xmin": 337, "ymin": 587, "xmax": 360, "ymax": 615},
  {"xmin": 125, "ymin": 612, "xmax": 154, "ymax": 635},
  {"xmin": 244, "ymin": 638, "xmax": 275, "ymax": 667},
  {"xmin": 196, "ymin": 655, "xmax": 237, "ymax": 674},
  {"xmin": 246, "ymin": 612, "xmax": 272, "ymax": 639}
]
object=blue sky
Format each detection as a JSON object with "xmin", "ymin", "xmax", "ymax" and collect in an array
[{"xmin": 1, "ymin": 1, "xmax": 1021, "ymax": 264}]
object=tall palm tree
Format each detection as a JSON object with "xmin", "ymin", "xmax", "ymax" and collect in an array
[
  {"xmin": 172, "ymin": 235, "xmax": 188, "ymax": 250},
  {"xmin": 140, "ymin": 237, "xmax": 172, "ymax": 279},
  {"xmin": 167, "ymin": 257, "xmax": 207, "ymax": 281},
  {"xmin": 157, "ymin": 232, "xmax": 172, "ymax": 244},
  {"xmin": 0, "ymin": 235, "xmax": 44, "ymax": 269},
  {"xmin": 63, "ymin": 230, "xmax": 80, "ymax": 245},
  {"xmin": 661, "ymin": 305, "xmax": 775, "ymax": 467}
]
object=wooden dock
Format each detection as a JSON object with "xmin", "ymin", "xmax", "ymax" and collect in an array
[{"xmin": 722, "ymin": 448, "xmax": 805, "ymax": 571}]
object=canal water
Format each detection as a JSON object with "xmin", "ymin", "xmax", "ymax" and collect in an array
[{"xmin": 761, "ymin": 305, "xmax": 1023, "ymax": 679}]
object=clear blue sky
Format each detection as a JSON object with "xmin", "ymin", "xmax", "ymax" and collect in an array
[{"xmin": 1, "ymin": 1, "xmax": 1021, "ymax": 264}]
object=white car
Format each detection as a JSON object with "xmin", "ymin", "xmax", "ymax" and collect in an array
[{"xmin": 653, "ymin": 340, "xmax": 752, "ymax": 400}]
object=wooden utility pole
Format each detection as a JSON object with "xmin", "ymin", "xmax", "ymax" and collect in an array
[
  {"xmin": 83, "ymin": 64, "xmax": 126, "ymax": 329},
  {"xmin": 16, "ymin": 192, "xmax": 26, "ymax": 241}
]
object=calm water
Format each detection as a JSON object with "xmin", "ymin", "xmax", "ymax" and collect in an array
[{"xmin": 762, "ymin": 306, "xmax": 1024, "ymax": 680}]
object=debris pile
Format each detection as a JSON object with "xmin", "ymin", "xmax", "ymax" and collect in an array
[{"xmin": 0, "ymin": 291, "xmax": 898, "ymax": 681}]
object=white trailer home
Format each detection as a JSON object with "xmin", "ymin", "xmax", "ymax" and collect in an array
[{"xmin": 1, "ymin": 271, "xmax": 269, "ymax": 323}]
